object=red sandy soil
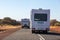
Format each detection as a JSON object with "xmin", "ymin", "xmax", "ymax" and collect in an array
[
  {"xmin": 0, "ymin": 25, "xmax": 21, "ymax": 40},
  {"xmin": 50, "ymin": 26, "xmax": 60, "ymax": 33}
]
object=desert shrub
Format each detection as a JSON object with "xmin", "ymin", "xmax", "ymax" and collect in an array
[
  {"xmin": 50, "ymin": 19, "xmax": 60, "ymax": 26},
  {"xmin": 50, "ymin": 19, "xmax": 58, "ymax": 26},
  {"xmin": 54, "ymin": 22, "xmax": 60, "ymax": 26},
  {"xmin": 0, "ymin": 17, "xmax": 21, "ymax": 26}
]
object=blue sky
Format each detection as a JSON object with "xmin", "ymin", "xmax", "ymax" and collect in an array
[{"xmin": 0, "ymin": 0, "xmax": 60, "ymax": 21}]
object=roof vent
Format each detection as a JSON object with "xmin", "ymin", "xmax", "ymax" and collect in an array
[{"xmin": 39, "ymin": 8, "xmax": 42, "ymax": 10}]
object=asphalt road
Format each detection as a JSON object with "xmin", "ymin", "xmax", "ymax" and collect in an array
[
  {"xmin": 3, "ymin": 29, "xmax": 60, "ymax": 40},
  {"xmin": 39, "ymin": 32, "xmax": 60, "ymax": 40},
  {"xmin": 3, "ymin": 29, "xmax": 40, "ymax": 40}
]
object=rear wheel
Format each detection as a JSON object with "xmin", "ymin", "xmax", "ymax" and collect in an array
[
  {"xmin": 43, "ymin": 30, "xmax": 48, "ymax": 33},
  {"xmin": 32, "ymin": 30, "xmax": 35, "ymax": 33}
]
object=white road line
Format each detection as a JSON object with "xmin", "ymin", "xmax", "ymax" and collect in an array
[{"xmin": 38, "ymin": 34, "xmax": 45, "ymax": 40}]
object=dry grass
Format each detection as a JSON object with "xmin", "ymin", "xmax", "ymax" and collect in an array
[
  {"xmin": 50, "ymin": 26, "xmax": 60, "ymax": 33},
  {"xmin": 0, "ymin": 25, "xmax": 21, "ymax": 30}
]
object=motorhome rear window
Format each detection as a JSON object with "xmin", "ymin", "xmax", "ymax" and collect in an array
[{"xmin": 34, "ymin": 13, "xmax": 47, "ymax": 21}]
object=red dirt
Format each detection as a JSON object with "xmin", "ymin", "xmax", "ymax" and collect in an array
[
  {"xmin": 50, "ymin": 26, "xmax": 60, "ymax": 33},
  {"xmin": 0, "ymin": 27, "xmax": 21, "ymax": 40}
]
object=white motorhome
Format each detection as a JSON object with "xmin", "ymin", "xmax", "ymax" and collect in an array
[
  {"xmin": 21, "ymin": 19, "xmax": 30, "ymax": 28},
  {"xmin": 31, "ymin": 8, "xmax": 50, "ymax": 33}
]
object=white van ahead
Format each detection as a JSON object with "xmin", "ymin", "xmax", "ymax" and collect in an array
[
  {"xmin": 21, "ymin": 19, "xmax": 30, "ymax": 28},
  {"xmin": 31, "ymin": 8, "xmax": 50, "ymax": 33}
]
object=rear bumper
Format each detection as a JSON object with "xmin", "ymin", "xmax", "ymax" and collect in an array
[
  {"xmin": 22, "ymin": 26, "xmax": 30, "ymax": 28},
  {"xmin": 32, "ymin": 28, "xmax": 50, "ymax": 31},
  {"xmin": 32, "ymin": 30, "xmax": 46, "ymax": 32},
  {"xmin": 32, "ymin": 29, "xmax": 49, "ymax": 33}
]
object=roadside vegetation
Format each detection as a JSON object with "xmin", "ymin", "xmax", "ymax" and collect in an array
[
  {"xmin": 0, "ymin": 17, "xmax": 21, "ymax": 32},
  {"xmin": 50, "ymin": 19, "xmax": 60, "ymax": 26},
  {"xmin": 0, "ymin": 17, "xmax": 21, "ymax": 26},
  {"xmin": 0, "ymin": 17, "xmax": 21, "ymax": 40},
  {"xmin": 50, "ymin": 19, "xmax": 60, "ymax": 33}
]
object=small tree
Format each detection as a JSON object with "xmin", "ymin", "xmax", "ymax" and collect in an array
[
  {"xmin": 3, "ymin": 17, "xmax": 12, "ymax": 21},
  {"xmin": 55, "ymin": 22, "xmax": 60, "ymax": 26},
  {"xmin": 50, "ymin": 19, "xmax": 58, "ymax": 26}
]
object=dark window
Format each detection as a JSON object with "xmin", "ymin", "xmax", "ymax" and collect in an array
[{"xmin": 34, "ymin": 13, "xmax": 47, "ymax": 21}]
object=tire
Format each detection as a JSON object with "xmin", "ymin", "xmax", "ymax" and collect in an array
[
  {"xmin": 43, "ymin": 30, "xmax": 48, "ymax": 33},
  {"xmin": 32, "ymin": 30, "xmax": 35, "ymax": 33},
  {"xmin": 27, "ymin": 26, "xmax": 29, "ymax": 28}
]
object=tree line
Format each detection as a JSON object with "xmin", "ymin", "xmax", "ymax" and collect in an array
[
  {"xmin": 0, "ymin": 17, "xmax": 21, "ymax": 26},
  {"xmin": 50, "ymin": 19, "xmax": 60, "ymax": 26}
]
